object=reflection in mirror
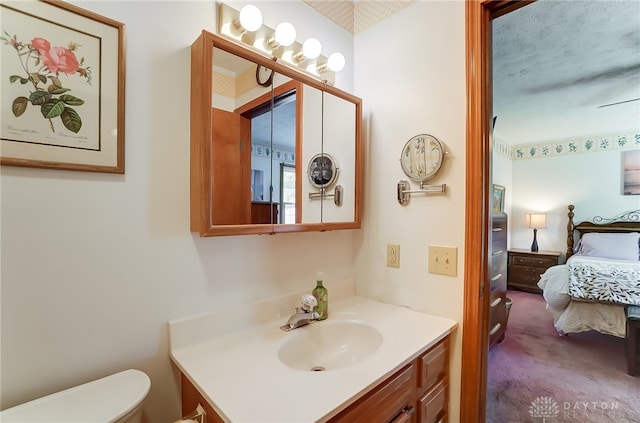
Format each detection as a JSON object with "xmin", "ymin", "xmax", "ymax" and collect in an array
[
  {"xmin": 280, "ymin": 163, "xmax": 296, "ymax": 223},
  {"xmin": 212, "ymin": 48, "xmax": 303, "ymax": 226},
  {"xmin": 248, "ymin": 86, "xmax": 298, "ymax": 224},
  {"xmin": 211, "ymin": 47, "xmax": 272, "ymax": 225}
]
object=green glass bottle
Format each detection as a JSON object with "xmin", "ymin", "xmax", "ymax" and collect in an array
[{"xmin": 312, "ymin": 272, "xmax": 328, "ymax": 320}]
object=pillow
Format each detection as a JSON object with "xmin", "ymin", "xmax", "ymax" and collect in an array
[{"xmin": 576, "ymin": 232, "xmax": 640, "ymax": 261}]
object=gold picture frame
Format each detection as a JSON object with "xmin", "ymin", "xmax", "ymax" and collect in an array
[
  {"xmin": 1, "ymin": 0, "xmax": 125, "ymax": 173},
  {"xmin": 492, "ymin": 184, "xmax": 505, "ymax": 213}
]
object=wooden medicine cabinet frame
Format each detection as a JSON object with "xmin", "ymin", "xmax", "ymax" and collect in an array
[{"xmin": 190, "ymin": 30, "xmax": 363, "ymax": 237}]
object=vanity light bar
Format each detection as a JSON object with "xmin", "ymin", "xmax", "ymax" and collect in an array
[{"xmin": 217, "ymin": 2, "xmax": 342, "ymax": 85}]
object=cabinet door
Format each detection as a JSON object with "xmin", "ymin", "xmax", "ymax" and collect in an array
[
  {"xmin": 180, "ymin": 373, "xmax": 225, "ymax": 423},
  {"xmin": 418, "ymin": 339, "xmax": 447, "ymax": 393},
  {"xmin": 418, "ymin": 378, "xmax": 447, "ymax": 423}
]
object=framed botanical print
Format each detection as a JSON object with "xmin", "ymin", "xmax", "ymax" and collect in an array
[{"xmin": 1, "ymin": 0, "xmax": 125, "ymax": 173}]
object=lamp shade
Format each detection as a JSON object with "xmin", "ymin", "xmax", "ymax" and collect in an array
[{"xmin": 527, "ymin": 213, "xmax": 547, "ymax": 229}]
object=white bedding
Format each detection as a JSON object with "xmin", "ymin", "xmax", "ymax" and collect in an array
[{"xmin": 538, "ymin": 263, "xmax": 627, "ymax": 338}]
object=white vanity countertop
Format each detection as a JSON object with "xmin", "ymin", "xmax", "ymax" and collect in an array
[{"xmin": 169, "ymin": 294, "xmax": 457, "ymax": 423}]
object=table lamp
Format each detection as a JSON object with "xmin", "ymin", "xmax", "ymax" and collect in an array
[{"xmin": 527, "ymin": 213, "xmax": 547, "ymax": 252}]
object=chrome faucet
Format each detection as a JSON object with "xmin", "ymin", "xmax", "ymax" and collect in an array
[{"xmin": 280, "ymin": 294, "xmax": 319, "ymax": 332}]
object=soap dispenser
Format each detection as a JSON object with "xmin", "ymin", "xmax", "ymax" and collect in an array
[{"xmin": 312, "ymin": 272, "xmax": 328, "ymax": 320}]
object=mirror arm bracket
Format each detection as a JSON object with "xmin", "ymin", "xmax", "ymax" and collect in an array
[{"xmin": 397, "ymin": 180, "xmax": 447, "ymax": 205}]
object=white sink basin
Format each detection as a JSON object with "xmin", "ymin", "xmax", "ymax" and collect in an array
[{"xmin": 277, "ymin": 320, "xmax": 383, "ymax": 371}]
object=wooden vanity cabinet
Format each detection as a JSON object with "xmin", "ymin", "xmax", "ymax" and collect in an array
[
  {"xmin": 179, "ymin": 335, "xmax": 450, "ymax": 423},
  {"xmin": 328, "ymin": 335, "xmax": 450, "ymax": 423}
]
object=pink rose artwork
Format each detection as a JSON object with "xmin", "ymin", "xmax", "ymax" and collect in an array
[
  {"xmin": 2, "ymin": 31, "xmax": 92, "ymax": 133},
  {"xmin": 31, "ymin": 37, "xmax": 79, "ymax": 75}
]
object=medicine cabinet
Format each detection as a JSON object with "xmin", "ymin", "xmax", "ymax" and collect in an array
[{"xmin": 190, "ymin": 31, "xmax": 362, "ymax": 236}]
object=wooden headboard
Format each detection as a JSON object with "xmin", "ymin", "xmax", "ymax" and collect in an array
[{"xmin": 566, "ymin": 204, "xmax": 640, "ymax": 259}]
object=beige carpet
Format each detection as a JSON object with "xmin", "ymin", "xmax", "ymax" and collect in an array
[{"xmin": 486, "ymin": 290, "xmax": 640, "ymax": 422}]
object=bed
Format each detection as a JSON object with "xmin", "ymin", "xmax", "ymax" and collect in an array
[{"xmin": 537, "ymin": 205, "xmax": 640, "ymax": 338}]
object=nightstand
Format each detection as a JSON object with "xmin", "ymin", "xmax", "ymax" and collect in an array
[{"xmin": 507, "ymin": 249, "xmax": 561, "ymax": 294}]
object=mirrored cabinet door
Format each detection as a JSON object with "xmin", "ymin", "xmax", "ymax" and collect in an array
[
  {"xmin": 211, "ymin": 46, "xmax": 272, "ymax": 226},
  {"xmin": 321, "ymin": 92, "xmax": 357, "ymax": 224},
  {"xmin": 301, "ymin": 84, "xmax": 323, "ymax": 224}
]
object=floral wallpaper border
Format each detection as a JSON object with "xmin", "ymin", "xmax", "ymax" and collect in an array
[
  {"xmin": 252, "ymin": 142, "xmax": 295, "ymax": 164},
  {"xmin": 495, "ymin": 131, "xmax": 640, "ymax": 160}
]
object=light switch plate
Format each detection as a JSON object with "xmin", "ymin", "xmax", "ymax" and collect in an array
[{"xmin": 428, "ymin": 246, "xmax": 457, "ymax": 276}]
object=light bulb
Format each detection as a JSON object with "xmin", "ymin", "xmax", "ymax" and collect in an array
[
  {"xmin": 274, "ymin": 22, "xmax": 296, "ymax": 47},
  {"xmin": 238, "ymin": 5, "xmax": 262, "ymax": 32},
  {"xmin": 327, "ymin": 52, "xmax": 345, "ymax": 72},
  {"xmin": 302, "ymin": 38, "xmax": 322, "ymax": 60}
]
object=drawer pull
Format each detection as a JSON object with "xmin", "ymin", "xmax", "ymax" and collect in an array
[
  {"xmin": 492, "ymin": 227, "xmax": 503, "ymax": 232},
  {"xmin": 489, "ymin": 323, "xmax": 502, "ymax": 336},
  {"xmin": 391, "ymin": 407, "xmax": 414, "ymax": 423},
  {"xmin": 490, "ymin": 297, "xmax": 502, "ymax": 307},
  {"xmin": 491, "ymin": 273, "xmax": 502, "ymax": 282},
  {"xmin": 492, "ymin": 249, "xmax": 504, "ymax": 256}
]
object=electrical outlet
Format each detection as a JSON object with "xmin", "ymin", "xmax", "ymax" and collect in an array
[
  {"xmin": 428, "ymin": 245, "xmax": 458, "ymax": 276},
  {"xmin": 387, "ymin": 244, "xmax": 400, "ymax": 268}
]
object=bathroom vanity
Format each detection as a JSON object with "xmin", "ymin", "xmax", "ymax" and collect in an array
[
  {"xmin": 180, "ymin": 335, "xmax": 449, "ymax": 422},
  {"xmin": 169, "ymin": 283, "xmax": 457, "ymax": 422}
]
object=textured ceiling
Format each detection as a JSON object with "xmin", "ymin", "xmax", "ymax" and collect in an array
[
  {"xmin": 492, "ymin": 0, "xmax": 640, "ymax": 145},
  {"xmin": 266, "ymin": 1, "xmax": 640, "ymax": 148},
  {"xmin": 303, "ymin": 0, "xmax": 414, "ymax": 34}
]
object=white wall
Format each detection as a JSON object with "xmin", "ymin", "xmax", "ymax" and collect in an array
[
  {"xmin": 0, "ymin": 2, "xmax": 358, "ymax": 422},
  {"xmin": 353, "ymin": 2, "xmax": 466, "ymax": 421},
  {"xmin": 508, "ymin": 149, "xmax": 640, "ymax": 258}
]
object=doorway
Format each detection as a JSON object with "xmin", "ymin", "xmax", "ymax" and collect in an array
[{"xmin": 461, "ymin": 1, "xmax": 533, "ymax": 421}]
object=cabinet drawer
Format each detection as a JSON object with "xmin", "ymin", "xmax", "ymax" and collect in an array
[
  {"xmin": 489, "ymin": 289, "xmax": 505, "ymax": 310},
  {"xmin": 511, "ymin": 255, "xmax": 556, "ymax": 268},
  {"xmin": 418, "ymin": 378, "xmax": 447, "ymax": 423},
  {"xmin": 489, "ymin": 263, "xmax": 506, "ymax": 287},
  {"xmin": 491, "ymin": 227, "xmax": 507, "ymax": 245},
  {"xmin": 418, "ymin": 339, "xmax": 447, "ymax": 393},
  {"xmin": 511, "ymin": 264, "xmax": 544, "ymax": 276},
  {"xmin": 510, "ymin": 272, "xmax": 543, "ymax": 285},
  {"xmin": 331, "ymin": 364, "xmax": 414, "ymax": 422},
  {"xmin": 489, "ymin": 301, "xmax": 507, "ymax": 330},
  {"xmin": 512, "ymin": 255, "xmax": 531, "ymax": 266},
  {"xmin": 530, "ymin": 257, "xmax": 557, "ymax": 268},
  {"xmin": 390, "ymin": 407, "xmax": 416, "ymax": 423}
]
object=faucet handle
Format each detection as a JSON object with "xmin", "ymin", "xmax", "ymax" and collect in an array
[{"xmin": 300, "ymin": 294, "xmax": 317, "ymax": 312}]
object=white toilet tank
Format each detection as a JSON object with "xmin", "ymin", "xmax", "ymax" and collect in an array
[{"xmin": 0, "ymin": 369, "xmax": 151, "ymax": 423}]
